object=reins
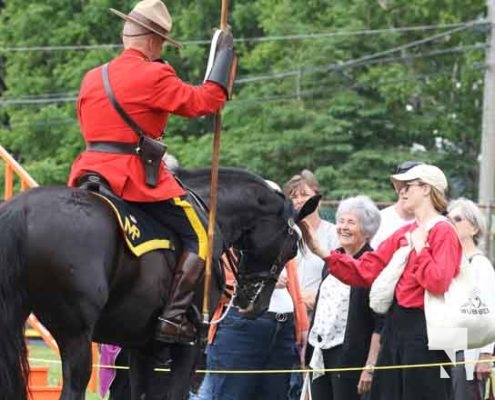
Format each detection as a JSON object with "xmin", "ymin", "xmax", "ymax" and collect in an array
[
  {"xmin": 232, "ymin": 218, "xmax": 299, "ymax": 311},
  {"xmin": 236, "ymin": 217, "xmax": 299, "ymax": 282},
  {"xmin": 210, "ymin": 248, "xmax": 239, "ymax": 324},
  {"xmin": 209, "ymin": 221, "xmax": 296, "ymax": 324}
]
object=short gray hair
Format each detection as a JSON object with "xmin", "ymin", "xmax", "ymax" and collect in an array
[
  {"xmin": 336, "ymin": 195, "xmax": 381, "ymax": 241},
  {"xmin": 163, "ymin": 153, "xmax": 179, "ymax": 172},
  {"xmin": 447, "ymin": 197, "xmax": 486, "ymax": 245}
]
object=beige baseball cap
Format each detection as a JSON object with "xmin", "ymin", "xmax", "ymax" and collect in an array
[
  {"xmin": 391, "ymin": 164, "xmax": 448, "ymax": 193},
  {"xmin": 110, "ymin": 0, "xmax": 181, "ymax": 48}
]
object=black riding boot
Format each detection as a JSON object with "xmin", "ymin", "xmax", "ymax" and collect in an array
[{"xmin": 155, "ymin": 251, "xmax": 204, "ymax": 345}]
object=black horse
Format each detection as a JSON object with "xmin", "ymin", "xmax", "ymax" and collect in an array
[{"xmin": 0, "ymin": 167, "xmax": 316, "ymax": 400}]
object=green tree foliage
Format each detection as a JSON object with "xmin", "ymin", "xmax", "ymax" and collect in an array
[{"xmin": 0, "ymin": 0, "xmax": 487, "ymax": 201}]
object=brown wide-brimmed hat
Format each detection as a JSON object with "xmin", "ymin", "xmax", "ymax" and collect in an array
[{"xmin": 110, "ymin": 0, "xmax": 181, "ymax": 48}]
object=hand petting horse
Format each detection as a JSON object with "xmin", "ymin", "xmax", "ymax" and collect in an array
[{"xmin": 0, "ymin": 167, "xmax": 317, "ymax": 400}]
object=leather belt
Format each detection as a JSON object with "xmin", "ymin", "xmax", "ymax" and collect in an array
[
  {"xmin": 86, "ymin": 141, "xmax": 138, "ymax": 155},
  {"xmin": 228, "ymin": 307, "xmax": 293, "ymax": 323},
  {"xmin": 264, "ymin": 311, "xmax": 293, "ymax": 322}
]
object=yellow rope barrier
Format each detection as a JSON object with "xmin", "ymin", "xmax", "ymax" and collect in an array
[{"xmin": 28, "ymin": 356, "xmax": 495, "ymax": 374}]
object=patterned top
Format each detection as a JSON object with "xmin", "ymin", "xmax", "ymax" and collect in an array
[
  {"xmin": 309, "ymin": 243, "xmax": 381, "ymax": 380},
  {"xmin": 308, "ymin": 273, "xmax": 350, "ymax": 350}
]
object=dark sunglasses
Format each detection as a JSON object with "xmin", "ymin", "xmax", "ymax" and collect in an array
[
  {"xmin": 396, "ymin": 182, "xmax": 424, "ymax": 193},
  {"xmin": 396, "ymin": 160, "xmax": 423, "ymax": 174}
]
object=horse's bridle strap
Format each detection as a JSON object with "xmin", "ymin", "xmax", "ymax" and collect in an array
[{"xmin": 86, "ymin": 141, "xmax": 139, "ymax": 155}]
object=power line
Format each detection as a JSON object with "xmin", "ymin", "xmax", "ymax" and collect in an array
[
  {"xmin": 231, "ymin": 64, "xmax": 486, "ymax": 105},
  {"xmin": 236, "ymin": 43, "xmax": 487, "ymax": 85},
  {"xmin": 236, "ymin": 23, "xmax": 483, "ymax": 84},
  {"xmin": 0, "ymin": 118, "xmax": 77, "ymax": 129},
  {"xmin": 333, "ymin": 43, "xmax": 487, "ymax": 70},
  {"xmin": 302, "ymin": 64, "xmax": 486, "ymax": 93},
  {"xmin": 3, "ymin": 91, "xmax": 79, "ymax": 99},
  {"xmin": 0, "ymin": 24, "xmax": 486, "ymax": 106},
  {"xmin": 0, "ymin": 69, "xmax": 483, "ymax": 130},
  {"xmin": 0, "ymin": 20, "xmax": 487, "ymax": 53},
  {"xmin": 0, "ymin": 44, "xmax": 123, "ymax": 53},
  {"xmin": 237, "ymin": 20, "xmax": 488, "ymax": 42},
  {"xmin": 0, "ymin": 96, "xmax": 77, "ymax": 105},
  {"xmin": 1, "ymin": 64, "xmax": 485, "ymax": 121},
  {"xmin": 0, "ymin": 43, "xmax": 485, "ymax": 106}
]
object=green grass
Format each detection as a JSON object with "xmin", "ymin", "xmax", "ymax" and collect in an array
[{"xmin": 28, "ymin": 341, "xmax": 102, "ymax": 399}]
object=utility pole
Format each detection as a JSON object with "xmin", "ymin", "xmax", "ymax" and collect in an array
[{"xmin": 479, "ymin": 0, "xmax": 495, "ymax": 259}]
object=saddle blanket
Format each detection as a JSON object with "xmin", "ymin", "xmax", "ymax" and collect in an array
[{"xmin": 93, "ymin": 192, "xmax": 174, "ymax": 257}]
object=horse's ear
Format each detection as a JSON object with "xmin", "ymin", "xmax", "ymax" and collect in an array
[{"xmin": 295, "ymin": 194, "xmax": 321, "ymax": 223}]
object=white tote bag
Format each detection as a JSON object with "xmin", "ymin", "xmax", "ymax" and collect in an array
[
  {"xmin": 425, "ymin": 237, "xmax": 495, "ymax": 350},
  {"xmin": 369, "ymin": 233, "xmax": 412, "ymax": 314},
  {"xmin": 299, "ymin": 372, "xmax": 312, "ymax": 400}
]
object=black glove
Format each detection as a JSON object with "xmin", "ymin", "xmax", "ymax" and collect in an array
[{"xmin": 204, "ymin": 28, "xmax": 236, "ymax": 98}]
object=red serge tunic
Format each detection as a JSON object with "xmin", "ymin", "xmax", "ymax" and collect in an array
[
  {"xmin": 324, "ymin": 221, "xmax": 462, "ymax": 309},
  {"xmin": 68, "ymin": 48, "xmax": 227, "ymax": 202}
]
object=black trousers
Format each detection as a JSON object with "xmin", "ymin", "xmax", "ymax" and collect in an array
[
  {"xmin": 370, "ymin": 303, "xmax": 452, "ymax": 400},
  {"xmin": 109, "ymin": 349, "xmax": 131, "ymax": 400},
  {"xmin": 452, "ymin": 351, "xmax": 487, "ymax": 400},
  {"xmin": 310, "ymin": 345, "xmax": 362, "ymax": 400},
  {"xmin": 130, "ymin": 194, "xmax": 210, "ymax": 259}
]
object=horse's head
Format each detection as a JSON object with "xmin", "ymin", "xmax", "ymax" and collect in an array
[
  {"xmin": 177, "ymin": 168, "xmax": 320, "ymax": 319},
  {"xmin": 232, "ymin": 183, "xmax": 320, "ymax": 319}
]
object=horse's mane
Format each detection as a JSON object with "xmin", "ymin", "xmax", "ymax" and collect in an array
[
  {"xmin": 176, "ymin": 167, "xmax": 271, "ymax": 189},
  {"xmin": 177, "ymin": 167, "xmax": 288, "ymax": 225}
]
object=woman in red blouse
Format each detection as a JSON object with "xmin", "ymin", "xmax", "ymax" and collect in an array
[{"xmin": 301, "ymin": 164, "xmax": 462, "ymax": 400}]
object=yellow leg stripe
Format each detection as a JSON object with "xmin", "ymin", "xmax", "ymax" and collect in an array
[{"xmin": 173, "ymin": 197, "xmax": 208, "ymax": 260}]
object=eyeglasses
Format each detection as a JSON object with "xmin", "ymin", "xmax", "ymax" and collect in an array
[{"xmin": 449, "ymin": 215, "xmax": 464, "ymax": 223}]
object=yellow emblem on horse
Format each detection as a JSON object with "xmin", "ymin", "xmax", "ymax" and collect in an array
[{"xmin": 124, "ymin": 216, "xmax": 141, "ymax": 241}]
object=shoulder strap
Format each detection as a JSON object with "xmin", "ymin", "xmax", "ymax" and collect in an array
[
  {"xmin": 101, "ymin": 63, "xmax": 147, "ymax": 139},
  {"xmin": 424, "ymin": 215, "xmax": 449, "ymax": 232},
  {"xmin": 467, "ymin": 252, "xmax": 484, "ymax": 263}
]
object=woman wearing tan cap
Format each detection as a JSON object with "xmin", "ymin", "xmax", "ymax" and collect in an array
[
  {"xmin": 68, "ymin": 0, "xmax": 235, "ymax": 345},
  {"xmin": 301, "ymin": 164, "xmax": 462, "ymax": 400}
]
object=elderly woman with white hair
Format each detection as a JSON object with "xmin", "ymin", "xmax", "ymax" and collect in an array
[
  {"xmin": 447, "ymin": 198, "xmax": 494, "ymax": 400},
  {"xmin": 306, "ymin": 195, "xmax": 383, "ymax": 400},
  {"xmin": 302, "ymin": 164, "xmax": 462, "ymax": 400}
]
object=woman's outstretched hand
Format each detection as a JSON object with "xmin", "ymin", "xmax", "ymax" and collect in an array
[{"xmin": 300, "ymin": 220, "xmax": 328, "ymax": 259}]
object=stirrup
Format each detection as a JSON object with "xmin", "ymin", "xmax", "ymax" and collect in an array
[
  {"xmin": 158, "ymin": 317, "xmax": 180, "ymax": 328},
  {"xmin": 156, "ymin": 317, "xmax": 196, "ymax": 346}
]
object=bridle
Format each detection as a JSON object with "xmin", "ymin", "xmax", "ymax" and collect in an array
[
  {"xmin": 232, "ymin": 217, "xmax": 301, "ymax": 309},
  {"xmin": 210, "ymin": 217, "xmax": 300, "ymax": 324},
  {"xmin": 238, "ymin": 217, "xmax": 299, "ymax": 278}
]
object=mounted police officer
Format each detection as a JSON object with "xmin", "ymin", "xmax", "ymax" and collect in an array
[{"xmin": 68, "ymin": 0, "xmax": 235, "ymax": 345}]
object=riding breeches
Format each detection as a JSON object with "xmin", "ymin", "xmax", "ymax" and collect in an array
[{"xmin": 129, "ymin": 195, "xmax": 208, "ymax": 260}]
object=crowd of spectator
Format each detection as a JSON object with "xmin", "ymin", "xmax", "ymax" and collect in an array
[
  {"xmin": 100, "ymin": 161, "xmax": 494, "ymax": 400},
  {"xmin": 188, "ymin": 161, "xmax": 494, "ymax": 400}
]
